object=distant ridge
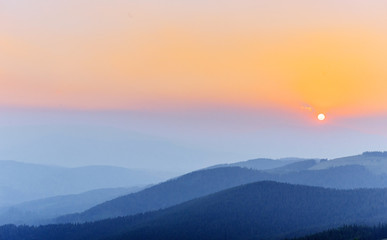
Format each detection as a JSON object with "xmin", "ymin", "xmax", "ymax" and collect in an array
[
  {"xmin": 207, "ymin": 157, "xmax": 317, "ymax": 170},
  {"xmin": 0, "ymin": 160, "xmax": 176, "ymax": 207},
  {"xmin": 362, "ymin": 151, "xmax": 387, "ymax": 157},
  {"xmin": 0, "ymin": 186, "xmax": 144, "ymax": 225},
  {"xmin": 309, "ymin": 152, "xmax": 387, "ymax": 174}
]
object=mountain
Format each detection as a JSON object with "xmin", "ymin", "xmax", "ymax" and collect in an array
[
  {"xmin": 4, "ymin": 181, "xmax": 387, "ymax": 240},
  {"xmin": 56, "ymin": 167, "xmax": 272, "ymax": 223},
  {"xmin": 268, "ymin": 159, "xmax": 319, "ymax": 173},
  {"xmin": 220, "ymin": 152, "xmax": 387, "ymax": 175},
  {"xmin": 0, "ymin": 186, "xmax": 144, "ymax": 225},
  {"xmin": 208, "ymin": 157, "xmax": 312, "ymax": 170},
  {"xmin": 310, "ymin": 151, "xmax": 387, "ymax": 174},
  {"xmin": 57, "ymin": 163, "xmax": 387, "ymax": 223},
  {"xmin": 0, "ymin": 160, "xmax": 175, "ymax": 207},
  {"xmin": 292, "ymin": 224, "xmax": 387, "ymax": 240}
]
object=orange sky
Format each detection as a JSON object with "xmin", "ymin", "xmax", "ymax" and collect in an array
[{"xmin": 2, "ymin": 0, "xmax": 387, "ymax": 117}]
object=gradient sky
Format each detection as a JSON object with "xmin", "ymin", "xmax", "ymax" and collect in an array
[{"xmin": 1, "ymin": 0, "xmax": 387, "ymax": 171}]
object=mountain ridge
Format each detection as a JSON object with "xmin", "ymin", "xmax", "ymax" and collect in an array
[
  {"xmin": 0, "ymin": 160, "xmax": 176, "ymax": 207},
  {"xmin": 4, "ymin": 181, "xmax": 387, "ymax": 240},
  {"xmin": 0, "ymin": 186, "xmax": 145, "ymax": 225},
  {"xmin": 57, "ymin": 162, "xmax": 387, "ymax": 223}
]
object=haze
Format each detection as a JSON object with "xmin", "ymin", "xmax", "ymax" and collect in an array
[{"xmin": 1, "ymin": 0, "xmax": 387, "ymax": 171}]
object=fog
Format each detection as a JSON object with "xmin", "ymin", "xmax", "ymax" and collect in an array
[{"xmin": 0, "ymin": 107, "xmax": 386, "ymax": 172}]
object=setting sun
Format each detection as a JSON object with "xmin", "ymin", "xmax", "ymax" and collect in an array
[{"xmin": 317, "ymin": 113, "xmax": 326, "ymax": 121}]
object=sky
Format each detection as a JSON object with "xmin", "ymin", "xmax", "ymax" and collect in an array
[{"xmin": 1, "ymin": 0, "xmax": 387, "ymax": 171}]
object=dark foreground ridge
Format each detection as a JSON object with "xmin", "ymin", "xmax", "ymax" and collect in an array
[{"xmin": 291, "ymin": 224, "xmax": 387, "ymax": 240}]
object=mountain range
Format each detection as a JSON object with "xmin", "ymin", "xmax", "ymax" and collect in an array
[
  {"xmin": 0, "ymin": 160, "xmax": 175, "ymax": 207},
  {"xmin": 3, "ymin": 181, "xmax": 387, "ymax": 240},
  {"xmin": 0, "ymin": 186, "xmax": 144, "ymax": 225},
  {"xmin": 58, "ymin": 152, "xmax": 387, "ymax": 223},
  {"xmin": 2, "ymin": 152, "xmax": 387, "ymax": 240}
]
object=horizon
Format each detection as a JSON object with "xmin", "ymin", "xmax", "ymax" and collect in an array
[
  {"xmin": 0, "ymin": 150, "xmax": 385, "ymax": 171},
  {"xmin": 1, "ymin": 0, "xmax": 387, "ymax": 171}
]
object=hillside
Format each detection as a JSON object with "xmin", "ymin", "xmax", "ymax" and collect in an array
[
  {"xmin": 0, "ymin": 160, "xmax": 174, "ymax": 207},
  {"xmin": 268, "ymin": 159, "xmax": 318, "ymax": 173},
  {"xmin": 56, "ymin": 167, "xmax": 272, "ymax": 223},
  {"xmin": 57, "ymin": 164, "xmax": 387, "ymax": 223},
  {"xmin": 207, "ymin": 157, "xmax": 308, "ymax": 170},
  {"xmin": 310, "ymin": 152, "xmax": 387, "ymax": 174},
  {"xmin": 292, "ymin": 224, "xmax": 387, "ymax": 240},
  {"xmin": 220, "ymin": 152, "xmax": 387, "ymax": 175},
  {"xmin": 4, "ymin": 181, "xmax": 387, "ymax": 240},
  {"xmin": 0, "ymin": 186, "xmax": 144, "ymax": 225}
]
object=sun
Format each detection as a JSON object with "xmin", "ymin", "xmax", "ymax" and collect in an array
[{"xmin": 317, "ymin": 113, "xmax": 326, "ymax": 121}]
